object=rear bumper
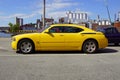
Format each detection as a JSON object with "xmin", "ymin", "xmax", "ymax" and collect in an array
[{"xmin": 99, "ymin": 38, "xmax": 108, "ymax": 49}]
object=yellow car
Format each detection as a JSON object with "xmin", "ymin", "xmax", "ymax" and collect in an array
[{"xmin": 11, "ymin": 24, "xmax": 108, "ymax": 54}]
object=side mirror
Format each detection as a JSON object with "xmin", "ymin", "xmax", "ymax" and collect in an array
[{"xmin": 44, "ymin": 30, "xmax": 51, "ymax": 34}]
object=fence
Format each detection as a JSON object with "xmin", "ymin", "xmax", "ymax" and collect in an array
[{"xmin": 18, "ymin": 30, "xmax": 38, "ymax": 33}]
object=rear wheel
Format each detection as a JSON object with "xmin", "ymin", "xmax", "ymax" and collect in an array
[
  {"xmin": 18, "ymin": 39, "xmax": 34, "ymax": 54},
  {"xmin": 82, "ymin": 40, "xmax": 98, "ymax": 53}
]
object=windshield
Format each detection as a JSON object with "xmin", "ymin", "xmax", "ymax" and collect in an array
[{"xmin": 37, "ymin": 25, "xmax": 50, "ymax": 33}]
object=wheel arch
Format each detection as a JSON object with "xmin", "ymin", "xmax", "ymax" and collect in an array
[
  {"xmin": 82, "ymin": 38, "xmax": 99, "ymax": 50},
  {"xmin": 17, "ymin": 38, "xmax": 35, "ymax": 51}
]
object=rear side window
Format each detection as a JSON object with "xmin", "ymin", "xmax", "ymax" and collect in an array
[
  {"xmin": 49, "ymin": 26, "xmax": 83, "ymax": 33},
  {"xmin": 63, "ymin": 26, "xmax": 83, "ymax": 33}
]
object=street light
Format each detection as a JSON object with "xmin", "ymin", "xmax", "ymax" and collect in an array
[{"xmin": 43, "ymin": 0, "xmax": 46, "ymax": 28}]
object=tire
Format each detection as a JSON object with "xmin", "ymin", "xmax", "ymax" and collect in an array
[
  {"xmin": 82, "ymin": 40, "xmax": 98, "ymax": 53},
  {"xmin": 18, "ymin": 39, "xmax": 34, "ymax": 54},
  {"xmin": 114, "ymin": 43, "xmax": 119, "ymax": 46}
]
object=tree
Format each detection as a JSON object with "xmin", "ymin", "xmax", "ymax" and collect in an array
[{"xmin": 8, "ymin": 23, "xmax": 20, "ymax": 33}]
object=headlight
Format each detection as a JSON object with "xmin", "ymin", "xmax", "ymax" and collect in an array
[{"xmin": 12, "ymin": 37, "xmax": 16, "ymax": 41}]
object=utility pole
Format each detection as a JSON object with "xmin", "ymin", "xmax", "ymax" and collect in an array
[
  {"xmin": 43, "ymin": 0, "xmax": 46, "ymax": 28},
  {"xmin": 104, "ymin": 0, "xmax": 111, "ymax": 23}
]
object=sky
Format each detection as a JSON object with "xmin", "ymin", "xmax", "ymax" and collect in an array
[{"xmin": 0, "ymin": 0, "xmax": 120, "ymax": 26}]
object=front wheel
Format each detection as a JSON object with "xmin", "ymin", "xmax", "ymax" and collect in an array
[
  {"xmin": 82, "ymin": 40, "xmax": 98, "ymax": 53},
  {"xmin": 18, "ymin": 39, "xmax": 34, "ymax": 54}
]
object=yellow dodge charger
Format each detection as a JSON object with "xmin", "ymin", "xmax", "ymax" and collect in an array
[{"xmin": 11, "ymin": 24, "xmax": 108, "ymax": 54}]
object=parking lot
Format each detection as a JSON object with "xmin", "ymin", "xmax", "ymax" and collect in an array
[{"xmin": 0, "ymin": 38, "xmax": 120, "ymax": 80}]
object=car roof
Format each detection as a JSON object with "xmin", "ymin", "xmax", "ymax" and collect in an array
[
  {"xmin": 51, "ymin": 23, "xmax": 81, "ymax": 26},
  {"xmin": 50, "ymin": 24, "xmax": 88, "ymax": 29},
  {"xmin": 97, "ymin": 26, "xmax": 115, "ymax": 29},
  {"xmin": 50, "ymin": 24, "xmax": 96, "ymax": 32}
]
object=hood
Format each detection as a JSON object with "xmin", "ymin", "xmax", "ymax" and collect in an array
[{"xmin": 12, "ymin": 33, "xmax": 40, "ymax": 39}]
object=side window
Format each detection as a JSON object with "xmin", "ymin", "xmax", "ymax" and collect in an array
[
  {"xmin": 112, "ymin": 28, "xmax": 118, "ymax": 33},
  {"xmin": 49, "ymin": 26, "xmax": 63, "ymax": 33},
  {"xmin": 105, "ymin": 28, "xmax": 113, "ymax": 34},
  {"xmin": 64, "ymin": 26, "xmax": 83, "ymax": 33}
]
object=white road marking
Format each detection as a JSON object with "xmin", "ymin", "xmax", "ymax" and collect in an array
[{"xmin": 0, "ymin": 54, "xmax": 88, "ymax": 57}]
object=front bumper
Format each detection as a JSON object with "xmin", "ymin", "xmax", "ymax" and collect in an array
[
  {"xmin": 11, "ymin": 37, "xmax": 18, "ymax": 50},
  {"xmin": 11, "ymin": 41, "xmax": 17, "ymax": 50}
]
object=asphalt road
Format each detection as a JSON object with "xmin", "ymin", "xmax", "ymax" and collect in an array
[{"xmin": 0, "ymin": 38, "xmax": 120, "ymax": 80}]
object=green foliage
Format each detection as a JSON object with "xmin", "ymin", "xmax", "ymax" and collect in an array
[{"xmin": 8, "ymin": 23, "xmax": 20, "ymax": 33}]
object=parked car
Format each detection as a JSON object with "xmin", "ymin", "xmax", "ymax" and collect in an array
[
  {"xmin": 97, "ymin": 26, "xmax": 120, "ymax": 45},
  {"xmin": 11, "ymin": 24, "xmax": 108, "ymax": 54}
]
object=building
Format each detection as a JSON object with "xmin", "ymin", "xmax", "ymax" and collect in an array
[
  {"xmin": 88, "ymin": 19, "xmax": 111, "ymax": 31},
  {"xmin": 114, "ymin": 11, "xmax": 120, "ymax": 32},
  {"xmin": 98, "ymin": 20, "xmax": 111, "ymax": 26},
  {"xmin": 114, "ymin": 21, "xmax": 120, "ymax": 32},
  {"xmin": 20, "ymin": 24, "xmax": 37, "ymax": 30},
  {"xmin": 59, "ymin": 11, "xmax": 90, "ymax": 28},
  {"xmin": 45, "ymin": 18, "xmax": 54, "ymax": 28},
  {"xmin": 59, "ymin": 17, "xmax": 65, "ymax": 23},
  {"xmin": 36, "ymin": 19, "xmax": 42, "ymax": 29},
  {"xmin": 66, "ymin": 11, "xmax": 88, "ymax": 24},
  {"xmin": 16, "ymin": 17, "xmax": 23, "ymax": 26},
  {"xmin": 20, "ymin": 17, "xmax": 54, "ymax": 31},
  {"xmin": 118, "ymin": 11, "xmax": 120, "ymax": 21}
]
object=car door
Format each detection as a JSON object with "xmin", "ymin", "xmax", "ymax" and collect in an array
[
  {"xmin": 63, "ymin": 26, "xmax": 84, "ymax": 50},
  {"xmin": 39, "ymin": 26, "xmax": 65, "ymax": 50}
]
